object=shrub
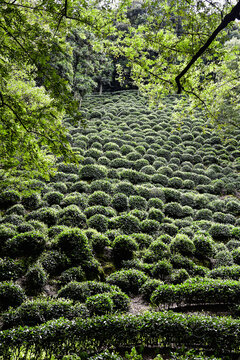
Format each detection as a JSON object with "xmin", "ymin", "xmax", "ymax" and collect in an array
[
  {"xmin": 131, "ymin": 233, "xmax": 153, "ymax": 250},
  {"xmin": 157, "ymin": 234, "xmax": 172, "ymax": 244},
  {"xmin": 114, "ymin": 182, "xmax": 135, "ymax": 196},
  {"xmin": 5, "ymin": 204, "xmax": 25, "ymax": 216},
  {"xmin": 214, "ymin": 250, "xmax": 234, "ymax": 268},
  {"xmin": 24, "ymin": 263, "xmax": 48, "ymax": 295},
  {"xmin": 140, "ymin": 219, "xmax": 159, "ymax": 235},
  {"xmin": 147, "ymin": 198, "xmax": 164, "ymax": 210},
  {"xmin": 39, "ymin": 250, "xmax": 70, "ymax": 276},
  {"xmin": 0, "ymin": 225, "xmax": 17, "ymax": 253},
  {"xmin": 168, "ymin": 177, "xmax": 183, "ymax": 189},
  {"xmin": 170, "ymin": 234, "xmax": 195, "ymax": 256},
  {"xmin": 0, "ymin": 282, "xmax": 26, "ymax": 311},
  {"xmin": 87, "ymin": 214, "xmax": 108, "ymax": 233},
  {"xmin": 151, "ymin": 278, "xmax": 240, "ymax": 306},
  {"xmin": 106, "ymin": 269, "xmax": 148, "ymax": 295},
  {"xmin": 163, "ymin": 188, "xmax": 181, "ymax": 203},
  {"xmin": 170, "ymin": 253, "xmax": 195, "ymax": 272},
  {"xmin": 58, "ymin": 205, "xmax": 87, "ymax": 228},
  {"xmin": 140, "ymin": 279, "xmax": 163, "ymax": 301},
  {"xmin": 88, "ymin": 191, "xmax": 111, "ymax": 207},
  {"xmin": 209, "ymin": 223, "xmax": 231, "ymax": 242},
  {"xmin": 0, "ymin": 214, "xmax": 24, "ymax": 226},
  {"xmin": 0, "ymin": 258, "xmax": 24, "ymax": 281},
  {"xmin": 151, "ymin": 174, "xmax": 168, "ymax": 186},
  {"xmin": 152, "ymin": 260, "xmax": 173, "ymax": 280},
  {"xmin": 84, "ymin": 206, "xmax": 116, "ymax": 219},
  {"xmin": 56, "ymin": 228, "xmax": 92, "ymax": 265},
  {"xmin": 2, "ymin": 299, "xmax": 89, "ymax": 329},
  {"xmin": 110, "ymin": 214, "xmax": 140, "ymax": 234},
  {"xmin": 0, "ymin": 190, "xmax": 21, "ymax": 209},
  {"xmin": 226, "ymin": 200, "xmax": 240, "ymax": 216},
  {"xmin": 148, "ymin": 208, "xmax": 164, "ymax": 223},
  {"xmin": 112, "ymin": 235, "xmax": 138, "ymax": 265},
  {"xmin": 61, "ymin": 193, "xmax": 87, "ymax": 210},
  {"xmin": 27, "ymin": 220, "xmax": 48, "ymax": 235},
  {"xmin": 48, "ymin": 225, "xmax": 69, "ymax": 239},
  {"xmin": 129, "ymin": 195, "xmax": 147, "ymax": 211},
  {"xmin": 26, "ymin": 208, "xmax": 58, "ymax": 227},
  {"xmin": 111, "ymin": 193, "xmax": 129, "ymax": 213},
  {"xmin": 149, "ymin": 240, "xmax": 170, "ymax": 260},
  {"xmin": 193, "ymin": 233, "xmax": 214, "ymax": 258},
  {"xmin": 86, "ymin": 293, "xmax": 114, "ymax": 316},
  {"xmin": 43, "ymin": 191, "xmax": 64, "ymax": 205},
  {"xmin": 60, "ymin": 266, "xmax": 86, "ymax": 285},
  {"xmin": 57, "ymin": 281, "xmax": 119, "ymax": 302},
  {"xmin": 17, "ymin": 222, "xmax": 35, "ymax": 233},
  {"xmin": 195, "ymin": 209, "xmax": 213, "ymax": 221},
  {"xmin": 160, "ymin": 222, "xmax": 178, "ymax": 236},
  {"xmin": 231, "ymin": 227, "xmax": 240, "ymax": 240},
  {"xmin": 79, "ymin": 165, "xmax": 107, "ymax": 181},
  {"xmin": 91, "ymin": 233, "xmax": 110, "ymax": 253},
  {"xmin": 209, "ymin": 265, "xmax": 240, "ymax": 280},
  {"xmin": 170, "ymin": 269, "xmax": 190, "ymax": 284},
  {"xmin": 164, "ymin": 202, "xmax": 183, "ymax": 218},
  {"xmin": 111, "ymin": 158, "xmax": 132, "ymax": 169},
  {"xmin": 5, "ymin": 231, "xmax": 47, "ymax": 258},
  {"xmin": 89, "ymin": 180, "xmax": 113, "ymax": 195},
  {"xmin": 120, "ymin": 169, "xmax": 150, "ymax": 184},
  {"xmin": 70, "ymin": 181, "xmax": 90, "ymax": 194},
  {"xmin": 21, "ymin": 192, "xmax": 41, "ymax": 210}
]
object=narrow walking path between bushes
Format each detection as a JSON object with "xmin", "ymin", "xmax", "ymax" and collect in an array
[{"xmin": 129, "ymin": 296, "xmax": 151, "ymax": 314}]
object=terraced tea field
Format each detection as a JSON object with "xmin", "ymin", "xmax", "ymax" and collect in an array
[{"xmin": 1, "ymin": 91, "xmax": 240, "ymax": 359}]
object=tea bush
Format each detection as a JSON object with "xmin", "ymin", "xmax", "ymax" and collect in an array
[{"xmin": 106, "ymin": 269, "xmax": 148, "ymax": 295}]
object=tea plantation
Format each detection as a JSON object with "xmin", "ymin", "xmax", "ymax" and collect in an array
[{"xmin": 1, "ymin": 91, "xmax": 240, "ymax": 359}]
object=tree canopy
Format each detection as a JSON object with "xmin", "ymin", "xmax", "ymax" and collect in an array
[{"xmin": 0, "ymin": 0, "xmax": 239, "ymax": 182}]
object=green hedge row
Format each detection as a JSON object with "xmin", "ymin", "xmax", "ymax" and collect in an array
[
  {"xmin": 1, "ymin": 311, "xmax": 240, "ymax": 358},
  {"xmin": 151, "ymin": 278, "xmax": 240, "ymax": 307}
]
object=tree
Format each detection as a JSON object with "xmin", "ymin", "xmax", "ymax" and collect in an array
[
  {"xmin": 109, "ymin": 0, "xmax": 240, "ymax": 130},
  {"xmin": 0, "ymin": 0, "xmax": 126, "ymax": 185}
]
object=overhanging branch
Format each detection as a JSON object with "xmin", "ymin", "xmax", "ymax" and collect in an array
[{"xmin": 175, "ymin": 1, "xmax": 240, "ymax": 94}]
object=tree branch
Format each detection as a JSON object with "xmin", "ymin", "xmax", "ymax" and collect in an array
[{"xmin": 175, "ymin": 1, "xmax": 240, "ymax": 94}]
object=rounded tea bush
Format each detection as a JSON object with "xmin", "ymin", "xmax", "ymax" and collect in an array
[
  {"xmin": 112, "ymin": 235, "xmax": 138, "ymax": 265},
  {"xmin": 2, "ymin": 298, "xmax": 89, "ymax": 329},
  {"xmin": 86, "ymin": 293, "xmax": 114, "ymax": 316},
  {"xmin": 57, "ymin": 281, "xmax": 119, "ymax": 302},
  {"xmin": 193, "ymin": 233, "xmax": 214, "ymax": 258},
  {"xmin": 24, "ymin": 263, "xmax": 48, "ymax": 295},
  {"xmin": 88, "ymin": 191, "xmax": 111, "ymax": 207},
  {"xmin": 5, "ymin": 231, "xmax": 47, "ymax": 258},
  {"xmin": 0, "ymin": 190, "xmax": 21, "ymax": 209},
  {"xmin": 152, "ymin": 260, "xmax": 173, "ymax": 280},
  {"xmin": 87, "ymin": 214, "xmax": 108, "ymax": 233},
  {"xmin": 149, "ymin": 240, "xmax": 170, "ymax": 260},
  {"xmin": 0, "ymin": 258, "xmax": 24, "ymax": 281},
  {"xmin": 79, "ymin": 164, "xmax": 107, "ymax": 181},
  {"xmin": 21, "ymin": 192, "xmax": 41, "ymax": 210},
  {"xmin": 0, "ymin": 282, "xmax": 26, "ymax": 311},
  {"xmin": 147, "ymin": 198, "xmax": 164, "ymax": 210},
  {"xmin": 170, "ymin": 268, "xmax": 190, "ymax": 284},
  {"xmin": 60, "ymin": 266, "xmax": 86, "ymax": 285},
  {"xmin": 91, "ymin": 233, "xmax": 110, "ymax": 253},
  {"xmin": 209, "ymin": 223, "xmax": 231, "ymax": 242},
  {"xmin": 164, "ymin": 202, "xmax": 183, "ymax": 218},
  {"xmin": 58, "ymin": 205, "xmax": 87, "ymax": 228},
  {"xmin": 170, "ymin": 234, "xmax": 195, "ymax": 256},
  {"xmin": 43, "ymin": 191, "xmax": 64, "ymax": 206},
  {"xmin": 111, "ymin": 193, "xmax": 129, "ymax": 213},
  {"xmin": 148, "ymin": 208, "xmax": 164, "ymax": 223},
  {"xmin": 140, "ymin": 279, "xmax": 163, "ymax": 301},
  {"xmin": 56, "ymin": 228, "xmax": 92, "ymax": 265},
  {"xmin": 129, "ymin": 195, "xmax": 147, "ymax": 210},
  {"xmin": 141, "ymin": 219, "xmax": 160, "ymax": 234},
  {"xmin": 39, "ymin": 250, "xmax": 69, "ymax": 276},
  {"xmin": 106, "ymin": 269, "xmax": 148, "ymax": 295}
]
